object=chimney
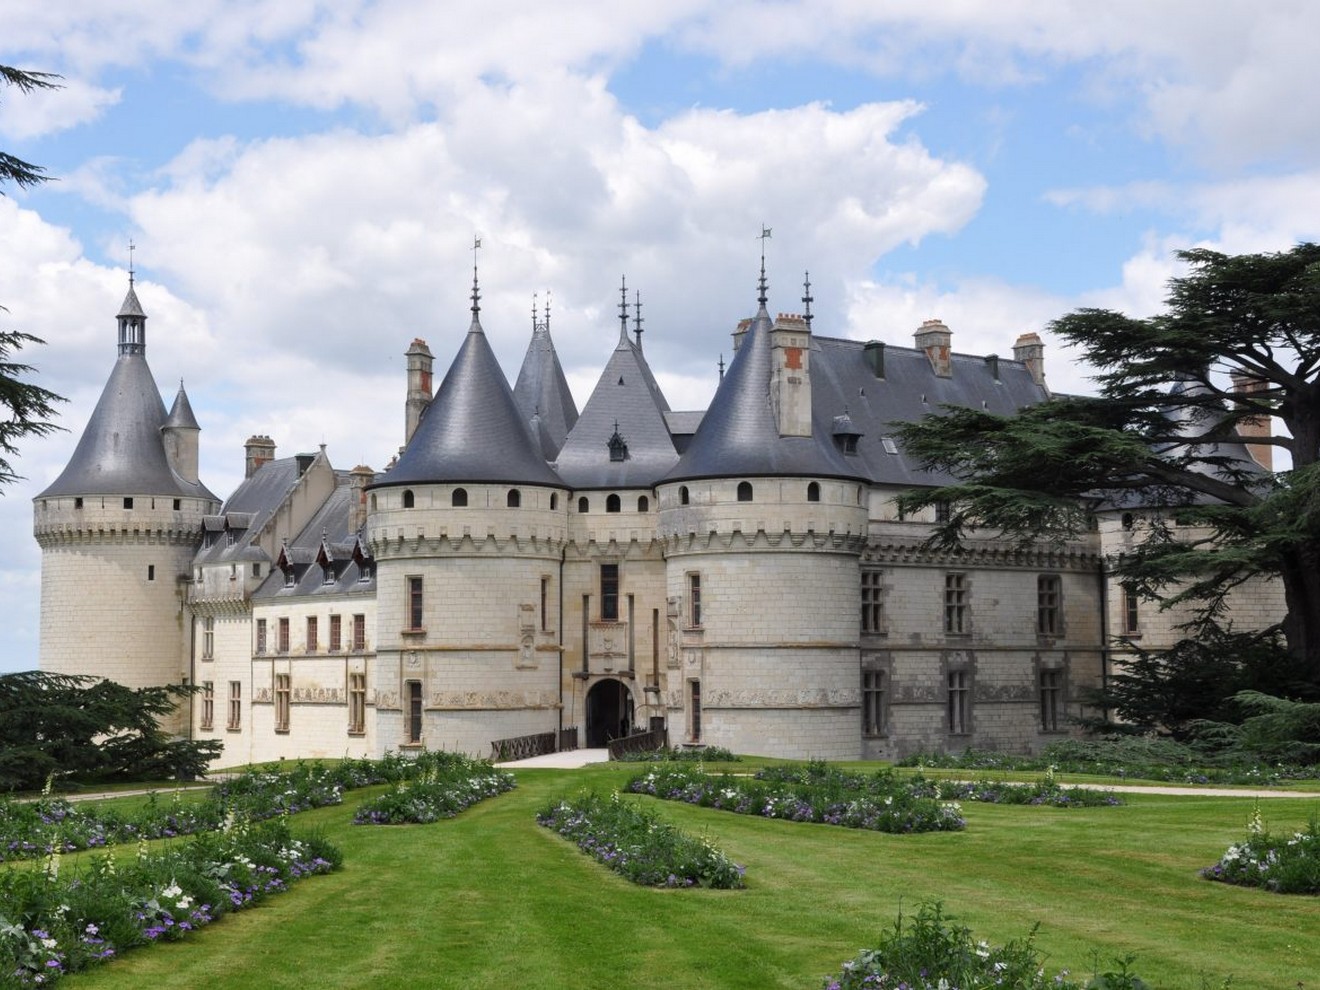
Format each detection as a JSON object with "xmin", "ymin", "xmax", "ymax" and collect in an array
[
  {"xmin": 863, "ymin": 340, "xmax": 885, "ymax": 379},
  {"xmin": 1013, "ymin": 332, "xmax": 1047, "ymax": 390},
  {"xmin": 1231, "ymin": 372, "xmax": 1273, "ymax": 471},
  {"xmin": 349, "ymin": 464, "xmax": 374, "ymax": 533},
  {"xmin": 731, "ymin": 317, "xmax": 753, "ymax": 354},
  {"xmin": 244, "ymin": 435, "xmax": 276, "ymax": 478},
  {"xmin": 914, "ymin": 319, "xmax": 952, "ymax": 378},
  {"xmin": 985, "ymin": 353, "xmax": 1000, "ymax": 382},
  {"xmin": 770, "ymin": 313, "xmax": 812, "ymax": 438},
  {"xmin": 405, "ymin": 338, "xmax": 434, "ymax": 446}
]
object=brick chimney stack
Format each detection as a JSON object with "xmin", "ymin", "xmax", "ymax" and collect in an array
[
  {"xmin": 1013, "ymin": 332, "xmax": 1047, "ymax": 391},
  {"xmin": 244, "ymin": 435, "xmax": 276, "ymax": 478},
  {"xmin": 405, "ymin": 338, "xmax": 434, "ymax": 446},
  {"xmin": 914, "ymin": 319, "xmax": 952, "ymax": 378},
  {"xmin": 1231, "ymin": 372, "xmax": 1274, "ymax": 470}
]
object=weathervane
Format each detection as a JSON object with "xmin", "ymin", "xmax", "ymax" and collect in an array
[
  {"xmin": 470, "ymin": 236, "xmax": 482, "ymax": 316},
  {"xmin": 128, "ymin": 239, "xmax": 136, "ymax": 285},
  {"xmin": 758, "ymin": 225, "xmax": 772, "ymax": 305}
]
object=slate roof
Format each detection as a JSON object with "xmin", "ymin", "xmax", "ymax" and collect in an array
[
  {"xmin": 192, "ymin": 457, "xmax": 306, "ymax": 568},
  {"xmin": 513, "ymin": 322, "xmax": 579, "ymax": 459},
  {"xmin": 666, "ymin": 302, "xmax": 865, "ymax": 483},
  {"xmin": 165, "ymin": 384, "xmax": 200, "ymax": 431},
  {"xmin": 374, "ymin": 312, "xmax": 564, "ymax": 489},
  {"xmin": 552, "ymin": 325, "xmax": 678, "ymax": 489},
  {"xmin": 254, "ymin": 477, "xmax": 375, "ymax": 599},
  {"xmin": 38, "ymin": 288, "xmax": 216, "ymax": 501}
]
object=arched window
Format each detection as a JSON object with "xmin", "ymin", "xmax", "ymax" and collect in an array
[
  {"xmin": 578, "ymin": 496, "xmax": 589, "ymax": 513},
  {"xmin": 637, "ymin": 495, "xmax": 649, "ymax": 512},
  {"xmin": 737, "ymin": 481, "xmax": 753, "ymax": 502},
  {"xmin": 550, "ymin": 493, "xmax": 558, "ymax": 510},
  {"xmin": 370, "ymin": 494, "xmax": 377, "ymax": 511},
  {"xmin": 452, "ymin": 488, "xmax": 468, "ymax": 507},
  {"xmin": 606, "ymin": 493, "xmax": 621, "ymax": 513},
  {"xmin": 507, "ymin": 489, "xmax": 521, "ymax": 508},
  {"xmin": 402, "ymin": 489, "xmax": 415, "ymax": 509},
  {"xmin": 807, "ymin": 482, "xmax": 820, "ymax": 503},
  {"xmin": 679, "ymin": 486, "xmax": 690, "ymax": 506}
]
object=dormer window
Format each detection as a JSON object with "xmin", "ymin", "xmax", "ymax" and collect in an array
[
  {"xmin": 607, "ymin": 422, "xmax": 629, "ymax": 462},
  {"xmin": 832, "ymin": 413, "xmax": 863, "ymax": 456},
  {"xmin": 284, "ymin": 568, "xmax": 296, "ymax": 588},
  {"xmin": 323, "ymin": 565, "xmax": 336, "ymax": 586}
]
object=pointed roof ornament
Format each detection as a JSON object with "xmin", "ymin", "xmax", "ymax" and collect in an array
[
  {"xmin": 633, "ymin": 289, "xmax": 644, "ymax": 350},
  {"xmin": 469, "ymin": 236, "xmax": 482, "ymax": 325},
  {"xmin": 617, "ymin": 274, "xmax": 630, "ymax": 345},
  {"xmin": 545, "ymin": 289, "xmax": 552, "ymax": 332},
  {"xmin": 128, "ymin": 239, "xmax": 136, "ymax": 286},
  {"xmin": 802, "ymin": 270, "xmax": 814, "ymax": 330},
  {"xmin": 531, "ymin": 292, "xmax": 538, "ymax": 334},
  {"xmin": 757, "ymin": 226, "xmax": 772, "ymax": 308},
  {"xmin": 718, "ymin": 353, "xmax": 725, "ymax": 381}
]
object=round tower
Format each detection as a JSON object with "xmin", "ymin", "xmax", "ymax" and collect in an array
[
  {"xmin": 33, "ymin": 278, "xmax": 219, "ymax": 732},
  {"xmin": 367, "ymin": 266, "xmax": 569, "ymax": 757},
  {"xmin": 657, "ymin": 270, "xmax": 868, "ymax": 759}
]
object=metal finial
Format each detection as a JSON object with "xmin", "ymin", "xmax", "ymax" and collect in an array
[
  {"xmin": 718, "ymin": 353, "xmax": 725, "ymax": 381},
  {"xmin": 532, "ymin": 292, "xmax": 538, "ymax": 331},
  {"xmin": 618, "ymin": 275, "xmax": 629, "ymax": 342},
  {"xmin": 128, "ymin": 240, "xmax": 136, "ymax": 285},
  {"xmin": 802, "ymin": 270, "xmax": 814, "ymax": 329},
  {"xmin": 633, "ymin": 290, "xmax": 644, "ymax": 349},
  {"xmin": 545, "ymin": 289, "xmax": 551, "ymax": 332},
  {"xmin": 758, "ymin": 226, "xmax": 772, "ymax": 306},
  {"xmin": 471, "ymin": 237, "xmax": 482, "ymax": 317}
]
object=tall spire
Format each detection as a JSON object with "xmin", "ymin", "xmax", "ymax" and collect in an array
[
  {"xmin": 633, "ymin": 289, "xmax": 644, "ymax": 350},
  {"xmin": 470, "ymin": 236, "xmax": 482, "ymax": 324},
  {"xmin": 802, "ymin": 270, "xmax": 814, "ymax": 329},
  {"xmin": 617, "ymin": 274, "xmax": 630, "ymax": 345},
  {"xmin": 757, "ymin": 226, "xmax": 772, "ymax": 308}
]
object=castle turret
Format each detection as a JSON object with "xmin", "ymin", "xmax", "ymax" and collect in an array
[
  {"xmin": 513, "ymin": 293, "xmax": 579, "ymax": 459},
  {"xmin": 34, "ymin": 277, "xmax": 219, "ymax": 730}
]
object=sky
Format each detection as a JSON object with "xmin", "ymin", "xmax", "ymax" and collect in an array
[{"xmin": 3, "ymin": 0, "xmax": 1320, "ymax": 673}]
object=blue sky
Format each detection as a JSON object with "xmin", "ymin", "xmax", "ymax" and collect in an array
[{"xmin": 2, "ymin": 1, "xmax": 1319, "ymax": 672}]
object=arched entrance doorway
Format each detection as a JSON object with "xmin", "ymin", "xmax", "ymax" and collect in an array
[{"xmin": 585, "ymin": 678, "xmax": 634, "ymax": 747}]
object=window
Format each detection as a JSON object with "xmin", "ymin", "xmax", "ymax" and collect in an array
[
  {"xmin": 306, "ymin": 616, "xmax": 318, "ymax": 653},
  {"xmin": 550, "ymin": 493, "xmax": 558, "ymax": 510},
  {"xmin": 147, "ymin": 564, "xmax": 155, "ymax": 581},
  {"xmin": 202, "ymin": 616, "xmax": 215, "ymax": 660},
  {"xmin": 173, "ymin": 498, "xmax": 181, "ymax": 510},
  {"xmin": 200, "ymin": 681, "xmax": 214, "ymax": 730},
  {"xmin": 349, "ymin": 673, "xmax": 366, "ymax": 735},
  {"xmin": 507, "ymin": 489, "xmax": 521, "ymax": 508},
  {"xmin": 736, "ymin": 481, "xmax": 753, "ymax": 502},
  {"xmin": 1037, "ymin": 575, "xmax": 1061, "ymax": 636},
  {"xmin": 600, "ymin": 564, "xmax": 619, "ymax": 622},
  {"xmin": 278, "ymin": 617, "xmax": 290, "ymax": 653},
  {"xmin": 256, "ymin": 619, "xmax": 267, "ymax": 655},
  {"xmin": 352, "ymin": 614, "xmax": 366, "ymax": 651},
  {"xmin": 252, "ymin": 563, "xmax": 261, "ymax": 578},
  {"xmin": 944, "ymin": 574, "xmax": 969, "ymax": 634},
  {"xmin": 227, "ymin": 529, "xmax": 237, "ymax": 547},
  {"xmin": 123, "ymin": 497, "xmax": 133, "ymax": 509},
  {"xmin": 540, "ymin": 577, "xmax": 549, "ymax": 632},
  {"xmin": 947, "ymin": 669, "xmax": 969, "ymax": 734},
  {"xmin": 688, "ymin": 572, "xmax": 702, "ymax": 628},
  {"xmin": 637, "ymin": 495, "xmax": 649, "ymax": 512},
  {"xmin": 74, "ymin": 497, "xmax": 83, "ymax": 509},
  {"xmin": 1040, "ymin": 669, "xmax": 1063, "ymax": 731},
  {"xmin": 689, "ymin": 680, "xmax": 702, "ymax": 740},
  {"xmin": 807, "ymin": 482, "xmax": 820, "ymax": 502},
  {"xmin": 275, "ymin": 674, "xmax": 290, "ymax": 732},
  {"xmin": 452, "ymin": 488, "xmax": 468, "ymax": 507},
  {"xmin": 406, "ymin": 680, "xmax": 423, "ymax": 744},
  {"xmin": 606, "ymin": 493, "xmax": 621, "ymax": 513},
  {"xmin": 862, "ymin": 669, "xmax": 887, "ymax": 736},
  {"xmin": 227, "ymin": 681, "xmax": 242, "ymax": 730},
  {"xmin": 578, "ymin": 496, "xmax": 589, "ymax": 513},
  {"xmin": 1123, "ymin": 586, "xmax": 1140, "ymax": 634},
  {"xmin": 1121, "ymin": 512, "xmax": 1135, "ymax": 530},
  {"xmin": 284, "ymin": 567, "xmax": 296, "ymax": 588},
  {"xmin": 679, "ymin": 486, "xmax": 689, "ymax": 505},
  {"xmin": 934, "ymin": 500, "xmax": 952, "ymax": 523},
  {"xmin": 402, "ymin": 489, "xmax": 415, "ymax": 508},
  {"xmin": 861, "ymin": 570, "xmax": 886, "ymax": 634},
  {"xmin": 407, "ymin": 577, "xmax": 424, "ymax": 630},
  {"xmin": 329, "ymin": 614, "xmax": 342, "ymax": 653}
]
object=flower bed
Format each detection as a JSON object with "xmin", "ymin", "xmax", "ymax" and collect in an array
[
  {"xmin": 613, "ymin": 746, "xmax": 740, "ymax": 763},
  {"xmin": 351, "ymin": 753, "xmax": 514, "ymax": 824},
  {"xmin": 822, "ymin": 902, "xmax": 1150, "ymax": 990},
  {"xmin": 1202, "ymin": 807, "xmax": 1320, "ymax": 894},
  {"xmin": 0, "ymin": 754, "xmax": 463, "ymax": 862},
  {"xmin": 537, "ymin": 792, "xmax": 745, "ymax": 888},
  {"xmin": 626, "ymin": 763, "xmax": 966, "ymax": 833},
  {"xmin": 0, "ymin": 816, "xmax": 339, "ymax": 988}
]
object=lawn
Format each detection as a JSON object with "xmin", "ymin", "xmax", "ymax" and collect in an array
[{"xmin": 44, "ymin": 764, "xmax": 1320, "ymax": 990}]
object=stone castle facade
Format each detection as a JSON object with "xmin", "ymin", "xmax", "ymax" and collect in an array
[{"xmin": 34, "ymin": 266, "xmax": 1284, "ymax": 765}]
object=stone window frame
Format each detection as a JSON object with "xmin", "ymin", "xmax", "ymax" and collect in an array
[
  {"xmin": 944, "ymin": 658, "xmax": 974, "ymax": 737},
  {"xmin": 944, "ymin": 573, "xmax": 970, "ymax": 636},
  {"xmin": 227, "ymin": 681, "xmax": 242, "ymax": 731},
  {"xmin": 348, "ymin": 672, "xmax": 367, "ymax": 736},
  {"xmin": 352, "ymin": 614, "xmax": 367, "ymax": 652},
  {"xmin": 274, "ymin": 673, "xmax": 291, "ymax": 733},
  {"xmin": 329, "ymin": 614, "xmax": 342, "ymax": 653},
  {"xmin": 201, "ymin": 616, "xmax": 215, "ymax": 660},
  {"xmin": 600, "ymin": 563, "xmax": 620, "ymax": 622},
  {"xmin": 861, "ymin": 655, "xmax": 891, "ymax": 737},
  {"xmin": 200, "ymin": 681, "xmax": 214, "ymax": 731},
  {"xmin": 406, "ymin": 575, "xmax": 425, "ymax": 632},
  {"xmin": 686, "ymin": 571, "xmax": 702, "ymax": 629},
  {"xmin": 1037, "ymin": 662, "xmax": 1066, "ymax": 733},
  {"xmin": 255, "ymin": 618, "xmax": 267, "ymax": 655},
  {"xmin": 306, "ymin": 616, "xmax": 318, "ymax": 654},
  {"xmin": 861, "ymin": 569, "xmax": 887, "ymax": 636},
  {"xmin": 688, "ymin": 678, "xmax": 702, "ymax": 742},
  {"xmin": 1037, "ymin": 574, "xmax": 1063, "ymax": 638}
]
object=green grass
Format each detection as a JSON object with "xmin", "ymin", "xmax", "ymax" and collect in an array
[{"xmin": 51, "ymin": 765, "xmax": 1320, "ymax": 990}]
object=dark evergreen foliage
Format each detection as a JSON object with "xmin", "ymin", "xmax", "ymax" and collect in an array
[{"xmin": 0, "ymin": 671, "xmax": 223, "ymax": 791}]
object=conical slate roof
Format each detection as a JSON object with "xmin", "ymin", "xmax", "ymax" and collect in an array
[
  {"xmin": 513, "ymin": 322, "xmax": 578, "ymax": 459},
  {"xmin": 665, "ymin": 300, "xmax": 864, "ymax": 483},
  {"xmin": 376, "ymin": 313, "xmax": 565, "ymax": 489},
  {"xmin": 554, "ymin": 325, "xmax": 677, "ymax": 488},
  {"xmin": 39, "ymin": 287, "xmax": 215, "ymax": 500},
  {"xmin": 165, "ymin": 383, "xmax": 200, "ymax": 430}
]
